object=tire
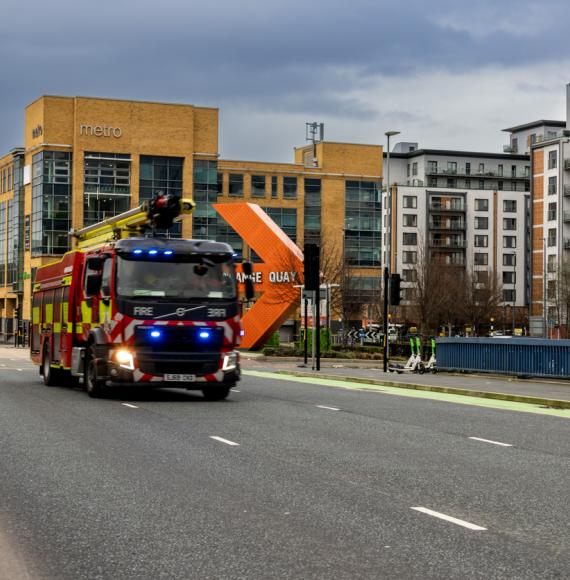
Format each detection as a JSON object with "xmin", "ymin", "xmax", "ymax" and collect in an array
[
  {"xmin": 202, "ymin": 385, "xmax": 231, "ymax": 401},
  {"xmin": 417, "ymin": 362, "xmax": 425, "ymax": 375},
  {"xmin": 42, "ymin": 346, "xmax": 63, "ymax": 386},
  {"xmin": 84, "ymin": 346, "xmax": 106, "ymax": 398}
]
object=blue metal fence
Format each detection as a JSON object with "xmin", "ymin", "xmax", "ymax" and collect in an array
[{"xmin": 437, "ymin": 337, "xmax": 570, "ymax": 379}]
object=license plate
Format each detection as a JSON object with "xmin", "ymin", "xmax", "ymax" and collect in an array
[{"xmin": 164, "ymin": 374, "xmax": 196, "ymax": 382}]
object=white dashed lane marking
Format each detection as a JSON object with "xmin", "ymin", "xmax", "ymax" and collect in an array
[
  {"xmin": 316, "ymin": 405, "xmax": 340, "ymax": 411},
  {"xmin": 121, "ymin": 403, "xmax": 139, "ymax": 409},
  {"xmin": 411, "ymin": 507, "xmax": 487, "ymax": 531},
  {"xmin": 210, "ymin": 436, "xmax": 240, "ymax": 446},
  {"xmin": 469, "ymin": 436, "xmax": 512, "ymax": 447}
]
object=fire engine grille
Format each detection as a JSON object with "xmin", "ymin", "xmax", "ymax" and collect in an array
[
  {"xmin": 133, "ymin": 326, "xmax": 224, "ymax": 376},
  {"xmin": 137, "ymin": 355, "xmax": 220, "ymax": 376}
]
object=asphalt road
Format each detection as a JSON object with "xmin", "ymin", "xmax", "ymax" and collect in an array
[{"xmin": 0, "ymin": 350, "xmax": 568, "ymax": 579}]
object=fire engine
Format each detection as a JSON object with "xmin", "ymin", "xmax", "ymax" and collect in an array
[{"xmin": 31, "ymin": 192, "xmax": 254, "ymax": 399}]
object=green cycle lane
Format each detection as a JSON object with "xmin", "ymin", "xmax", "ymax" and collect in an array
[{"xmin": 243, "ymin": 370, "xmax": 570, "ymax": 419}]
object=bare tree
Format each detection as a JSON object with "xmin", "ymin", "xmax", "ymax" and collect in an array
[{"xmin": 462, "ymin": 267, "xmax": 503, "ymax": 335}]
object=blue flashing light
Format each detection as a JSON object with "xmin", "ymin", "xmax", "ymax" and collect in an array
[
  {"xmin": 148, "ymin": 249, "xmax": 158, "ymax": 255},
  {"xmin": 150, "ymin": 330, "xmax": 162, "ymax": 338},
  {"xmin": 133, "ymin": 249, "xmax": 143, "ymax": 255},
  {"xmin": 163, "ymin": 250, "xmax": 173, "ymax": 255},
  {"xmin": 199, "ymin": 330, "xmax": 212, "ymax": 340}
]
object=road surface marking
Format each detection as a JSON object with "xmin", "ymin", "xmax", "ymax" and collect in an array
[
  {"xmin": 232, "ymin": 389, "xmax": 241, "ymax": 393},
  {"xmin": 316, "ymin": 405, "xmax": 340, "ymax": 411},
  {"xmin": 411, "ymin": 507, "xmax": 487, "ymax": 530},
  {"xmin": 469, "ymin": 436, "xmax": 512, "ymax": 447},
  {"xmin": 121, "ymin": 403, "xmax": 138, "ymax": 409},
  {"xmin": 210, "ymin": 436, "xmax": 240, "ymax": 446},
  {"xmin": 16, "ymin": 368, "xmax": 23, "ymax": 372}
]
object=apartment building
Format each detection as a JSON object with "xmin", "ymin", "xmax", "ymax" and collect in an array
[
  {"xmin": 527, "ymin": 84, "xmax": 570, "ymax": 335},
  {"xmin": 383, "ymin": 148, "xmax": 531, "ymax": 318}
]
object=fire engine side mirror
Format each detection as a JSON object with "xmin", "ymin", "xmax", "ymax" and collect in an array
[
  {"xmin": 85, "ymin": 274, "xmax": 102, "ymax": 297},
  {"xmin": 242, "ymin": 261, "xmax": 254, "ymax": 300}
]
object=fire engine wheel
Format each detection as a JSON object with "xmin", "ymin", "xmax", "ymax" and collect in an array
[
  {"xmin": 201, "ymin": 386, "xmax": 232, "ymax": 401},
  {"xmin": 42, "ymin": 347, "xmax": 63, "ymax": 387},
  {"xmin": 85, "ymin": 347, "xmax": 106, "ymax": 398}
]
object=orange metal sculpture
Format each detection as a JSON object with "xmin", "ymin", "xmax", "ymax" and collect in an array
[{"xmin": 213, "ymin": 202, "xmax": 303, "ymax": 349}]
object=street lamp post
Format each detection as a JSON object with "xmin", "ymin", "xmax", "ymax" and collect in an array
[
  {"xmin": 512, "ymin": 251, "xmax": 516, "ymax": 335},
  {"xmin": 383, "ymin": 130, "xmax": 400, "ymax": 372}
]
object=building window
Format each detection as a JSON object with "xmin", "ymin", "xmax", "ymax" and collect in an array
[
  {"xmin": 498, "ymin": 180, "xmax": 504, "ymax": 190},
  {"xmin": 475, "ymin": 270, "xmax": 489, "ymax": 283},
  {"xmin": 497, "ymin": 164, "xmax": 503, "ymax": 177},
  {"xmin": 503, "ymin": 271, "xmax": 516, "ymax": 284},
  {"xmin": 402, "ymin": 251, "xmax": 417, "ymax": 264},
  {"xmin": 0, "ymin": 202, "xmax": 5, "ymax": 284},
  {"xmin": 447, "ymin": 161, "xmax": 457, "ymax": 174},
  {"xmin": 407, "ymin": 164, "xmax": 410, "ymax": 177},
  {"xmin": 503, "ymin": 289, "xmax": 516, "ymax": 302},
  {"xmin": 403, "ymin": 214, "xmax": 417, "ymax": 227},
  {"xmin": 428, "ymin": 177, "xmax": 438, "ymax": 187},
  {"xmin": 283, "ymin": 176, "xmax": 298, "ymax": 199},
  {"xmin": 548, "ymin": 150, "xmax": 557, "ymax": 169},
  {"xmin": 32, "ymin": 151, "xmax": 72, "ymax": 256},
  {"xmin": 512, "ymin": 138, "xmax": 518, "ymax": 152},
  {"xmin": 503, "ymin": 236, "xmax": 517, "ymax": 248},
  {"xmin": 475, "ymin": 217, "xmax": 488, "ymax": 229},
  {"xmin": 547, "ymin": 254, "xmax": 557, "ymax": 272},
  {"xmin": 344, "ymin": 180, "xmax": 381, "ymax": 266},
  {"xmin": 474, "ymin": 235, "xmax": 488, "ymax": 247},
  {"xmin": 503, "ymin": 253, "xmax": 516, "ymax": 267},
  {"xmin": 503, "ymin": 199, "xmax": 517, "ymax": 212},
  {"xmin": 475, "ymin": 198, "xmax": 488, "ymax": 211},
  {"xmin": 465, "ymin": 162, "xmax": 471, "ymax": 175},
  {"xmin": 478, "ymin": 163, "xmax": 484, "ymax": 174},
  {"xmin": 193, "ymin": 160, "xmax": 220, "ymax": 241},
  {"xmin": 304, "ymin": 178, "xmax": 321, "ymax": 243},
  {"xmin": 251, "ymin": 175, "xmax": 266, "ymax": 197},
  {"xmin": 271, "ymin": 176, "xmax": 278, "ymax": 198},
  {"xmin": 403, "ymin": 232, "xmax": 417, "ymax": 245},
  {"xmin": 465, "ymin": 178, "xmax": 471, "ymax": 188},
  {"xmin": 548, "ymin": 176, "xmax": 557, "ymax": 195},
  {"xmin": 229, "ymin": 174, "xmax": 244, "ymax": 196},
  {"xmin": 403, "ymin": 195, "xmax": 417, "ymax": 209},
  {"xmin": 479, "ymin": 179, "xmax": 485, "ymax": 189},
  {"xmin": 402, "ymin": 268, "xmax": 417, "ymax": 282},
  {"xmin": 83, "ymin": 152, "xmax": 130, "ymax": 226},
  {"xmin": 547, "ymin": 228, "xmax": 556, "ymax": 247},
  {"xmin": 264, "ymin": 207, "xmax": 297, "ymax": 243},
  {"xmin": 446, "ymin": 178, "xmax": 456, "ymax": 188},
  {"xmin": 427, "ymin": 161, "xmax": 437, "ymax": 174},
  {"xmin": 503, "ymin": 218, "xmax": 517, "ymax": 230},
  {"xmin": 474, "ymin": 253, "xmax": 488, "ymax": 266},
  {"xmin": 548, "ymin": 202, "xmax": 557, "ymax": 221},
  {"xmin": 412, "ymin": 162, "xmax": 418, "ymax": 176},
  {"xmin": 547, "ymin": 280, "xmax": 557, "ymax": 300},
  {"xmin": 139, "ymin": 156, "xmax": 183, "ymax": 200}
]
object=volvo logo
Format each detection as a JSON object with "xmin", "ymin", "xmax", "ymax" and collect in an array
[{"xmin": 176, "ymin": 308, "xmax": 186, "ymax": 317}]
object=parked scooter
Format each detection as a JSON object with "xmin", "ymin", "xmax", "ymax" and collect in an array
[
  {"xmin": 389, "ymin": 336, "xmax": 425, "ymax": 374},
  {"xmin": 424, "ymin": 337, "xmax": 437, "ymax": 373}
]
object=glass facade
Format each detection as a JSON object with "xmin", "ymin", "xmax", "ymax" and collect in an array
[
  {"xmin": 304, "ymin": 178, "xmax": 321, "ymax": 245},
  {"xmin": 192, "ymin": 159, "xmax": 219, "ymax": 240},
  {"xmin": 32, "ymin": 151, "xmax": 72, "ymax": 256},
  {"xmin": 84, "ymin": 152, "xmax": 131, "ymax": 226},
  {"xmin": 0, "ymin": 202, "xmax": 5, "ymax": 285},
  {"xmin": 140, "ymin": 155, "xmax": 184, "ymax": 237},
  {"xmin": 8, "ymin": 154, "xmax": 24, "ymax": 289},
  {"xmin": 344, "ymin": 180, "xmax": 381, "ymax": 266}
]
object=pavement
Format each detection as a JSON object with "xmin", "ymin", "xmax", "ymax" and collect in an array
[{"xmin": 240, "ymin": 352, "xmax": 570, "ymax": 408}]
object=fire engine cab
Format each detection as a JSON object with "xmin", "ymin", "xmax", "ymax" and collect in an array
[{"xmin": 31, "ymin": 193, "xmax": 254, "ymax": 399}]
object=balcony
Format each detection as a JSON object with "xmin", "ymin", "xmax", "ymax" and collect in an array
[
  {"xmin": 426, "ymin": 167, "xmax": 529, "ymax": 179},
  {"xmin": 429, "ymin": 238, "xmax": 467, "ymax": 249},
  {"xmin": 429, "ymin": 202, "xmax": 466, "ymax": 212},
  {"xmin": 564, "ymin": 185, "xmax": 570, "ymax": 196},
  {"xmin": 429, "ymin": 220, "xmax": 466, "ymax": 230},
  {"xmin": 503, "ymin": 145, "xmax": 518, "ymax": 153},
  {"xmin": 563, "ymin": 211, "xmax": 570, "ymax": 222},
  {"xmin": 565, "ymin": 159, "xmax": 570, "ymax": 171},
  {"xmin": 564, "ymin": 239, "xmax": 570, "ymax": 249}
]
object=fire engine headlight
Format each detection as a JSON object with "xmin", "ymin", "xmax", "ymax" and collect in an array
[
  {"xmin": 222, "ymin": 352, "xmax": 238, "ymax": 371},
  {"xmin": 113, "ymin": 349, "xmax": 135, "ymax": 371}
]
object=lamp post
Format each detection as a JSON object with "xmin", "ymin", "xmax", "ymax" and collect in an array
[
  {"xmin": 383, "ymin": 130, "xmax": 400, "ymax": 372},
  {"xmin": 512, "ymin": 251, "xmax": 516, "ymax": 335}
]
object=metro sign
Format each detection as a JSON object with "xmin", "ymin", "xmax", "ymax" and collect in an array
[{"xmin": 213, "ymin": 202, "xmax": 304, "ymax": 350}]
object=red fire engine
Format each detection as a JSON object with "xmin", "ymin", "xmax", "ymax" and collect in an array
[{"xmin": 31, "ymin": 193, "xmax": 254, "ymax": 399}]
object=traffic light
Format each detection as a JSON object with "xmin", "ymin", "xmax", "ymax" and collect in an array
[
  {"xmin": 389, "ymin": 274, "xmax": 401, "ymax": 306},
  {"xmin": 14, "ymin": 306, "xmax": 20, "ymax": 319},
  {"xmin": 304, "ymin": 243, "xmax": 320, "ymax": 291}
]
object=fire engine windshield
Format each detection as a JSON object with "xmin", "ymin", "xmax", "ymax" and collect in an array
[{"xmin": 116, "ymin": 257, "xmax": 237, "ymax": 299}]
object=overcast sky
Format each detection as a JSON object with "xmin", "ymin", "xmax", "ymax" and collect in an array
[{"xmin": 1, "ymin": 0, "xmax": 569, "ymax": 162}]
